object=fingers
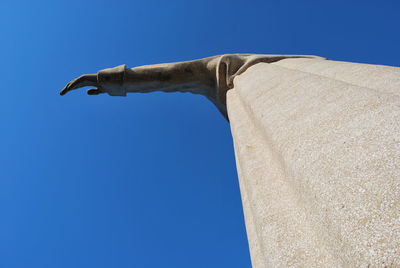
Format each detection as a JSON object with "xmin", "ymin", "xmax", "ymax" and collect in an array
[
  {"xmin": 59, "ymin": 81, "xmax": 72, "ymax": 96},
  {"xmin": 86, "ymin": 88, "xmax": 103, "ymax": 95},
  {"xmin": 60, "ymin": 74, "xmax": 98, "ymax": 95}
]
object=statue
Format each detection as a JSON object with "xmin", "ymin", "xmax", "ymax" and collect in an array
[
  {"xmin": 60, "ymin": 54, "xmax": 400, "ymax": 266},
  {"xmin": 60, "ymin": 54, "xmax": 322, "ymax": 120}
]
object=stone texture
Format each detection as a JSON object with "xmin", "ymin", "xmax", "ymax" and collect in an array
[{"xmin": 227, "ymin": 60, "xmax": 400, "ymax": 267}]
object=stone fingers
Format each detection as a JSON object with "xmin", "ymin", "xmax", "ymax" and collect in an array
[
  {"xmin": 60, "ymin": 74, "xmax": 98, "ymax": 95},
  {"xmin": 86, "ymin": 88, "xmax": 103, "ymax": 95}
]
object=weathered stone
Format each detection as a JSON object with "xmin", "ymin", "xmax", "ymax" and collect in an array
[
  {"xmin": 61, "ymin": 55, "xmax": 400, "ymax": 267},
  {"xmin": 228, "ymin": 59, "xmax": 400, "ymax": 267}
]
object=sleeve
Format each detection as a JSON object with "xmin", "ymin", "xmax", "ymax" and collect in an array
[{"xmin": 97, "ymin": 64, "xmax": 127, "ymax": 96}]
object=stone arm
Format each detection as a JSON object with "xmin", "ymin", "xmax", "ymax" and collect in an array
[{"xmin": 60, "ymin": 54, "xmax": 324, "ymax": 120}]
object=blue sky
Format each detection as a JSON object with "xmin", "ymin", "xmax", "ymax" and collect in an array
[{"xmin": 1, "ymin": 0, "xmax": 399, "ymax": 267}]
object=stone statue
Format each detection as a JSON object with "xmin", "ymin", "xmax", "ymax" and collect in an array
[
  {"xmin": 60, "ymin": 54, "xmax": 322, "ymax": 119},
  {"xmin": 61, "ymin": 54, "xmax": 400, "ymax": 266}
]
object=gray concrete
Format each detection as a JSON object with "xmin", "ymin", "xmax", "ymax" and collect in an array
[
  {"xmin": 61, "ymin": 55, "xmax": 400, "ymax": 267},
  {"xmin": 228, "ymin": 59, "xmax": 400, "ymax": 267}
]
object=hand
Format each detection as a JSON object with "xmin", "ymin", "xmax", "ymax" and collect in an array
[{"xmin": 60, "ymin": 74, "xmax": 102, "ymax": 96}]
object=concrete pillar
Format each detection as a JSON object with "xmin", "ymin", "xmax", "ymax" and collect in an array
[{"xmin": 227, "ymin": 59, "xmax": 400, "ymax": 267}]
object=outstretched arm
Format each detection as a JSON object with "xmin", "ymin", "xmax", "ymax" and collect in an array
[
  {"xmin": 60, "ymin": 56, "xmax": 219, "ymax": 96},
  {"xmin": 60, "ymin": 54, "xmax": 324, "ymax": 120}
]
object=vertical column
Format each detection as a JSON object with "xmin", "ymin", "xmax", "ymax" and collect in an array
[{"xmin": 227, "ymin": 60, "xmax": 400, "ymax": 267}]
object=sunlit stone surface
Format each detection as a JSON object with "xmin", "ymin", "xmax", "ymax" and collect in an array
[{"xmin": 228, "ymin": 59, "xmax": 400, "ymax": 267}]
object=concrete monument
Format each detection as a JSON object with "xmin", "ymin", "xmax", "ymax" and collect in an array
[{"xmin": 61, "ymin": 54, "xmax": 400, "ymax": 267}]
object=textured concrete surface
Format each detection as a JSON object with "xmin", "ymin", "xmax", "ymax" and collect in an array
[{"xmin": 227, "ymin": 59, "xmax": 400, "ymax": 267}]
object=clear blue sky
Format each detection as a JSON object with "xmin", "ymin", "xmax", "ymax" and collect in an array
[{"xmin": 1, "ymin": 0, "xmax": 399, "ymax": 267}]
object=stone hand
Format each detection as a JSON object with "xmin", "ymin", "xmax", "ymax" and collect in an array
[{"xmin": 60, "ymin": 74, "xmax": 101, "ymax": 96}]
